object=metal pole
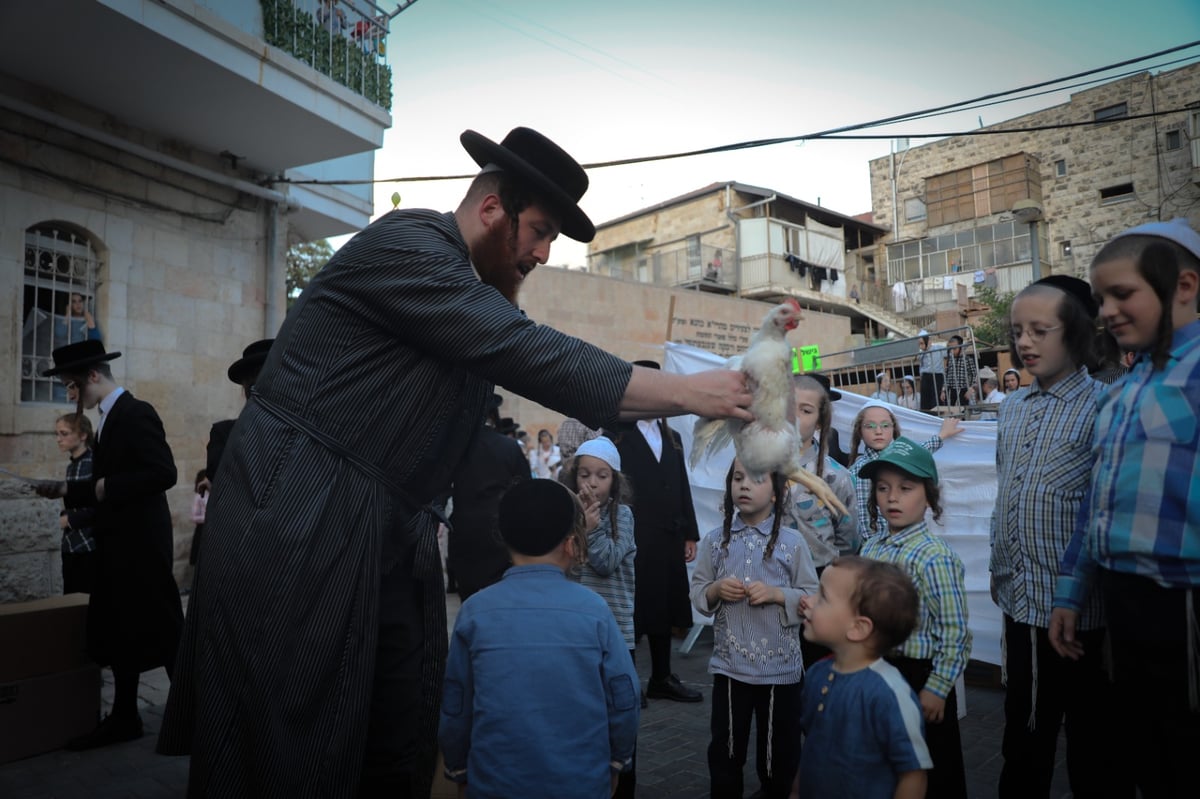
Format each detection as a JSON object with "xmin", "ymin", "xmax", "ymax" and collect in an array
[{"xmin": 1029, "ymin": 220, "xmax": 1042, "ymax": 280}]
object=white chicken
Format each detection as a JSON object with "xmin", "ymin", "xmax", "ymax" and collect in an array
[{"xmin": 690, "ymin": 299, "xmax": 848, "ymax": 517}]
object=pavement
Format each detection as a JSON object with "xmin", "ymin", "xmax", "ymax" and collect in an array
[{"xmin": 0, "ymin": 592, "xmax": 1071, "ymax": 798}]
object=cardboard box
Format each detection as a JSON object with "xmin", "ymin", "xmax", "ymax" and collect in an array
[
  {"xmin": 0, "ymin": 665, "xmax": 101, "ymax": 764},
  {"xmin": 0, "ymin": 593, "xmax": 90, "ymax": 682}
]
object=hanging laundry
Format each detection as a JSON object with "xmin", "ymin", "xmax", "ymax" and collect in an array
[
  {"xmin": 943, "ymin": 275, "xmax": 955, "ymax": 290},
  {"xmin": 974, "ymin": 270, "xmax": 986, "ymax": 284},
  {"xmin": 830, "ymin": 268, "xmax": 838, "ymax": 283}
]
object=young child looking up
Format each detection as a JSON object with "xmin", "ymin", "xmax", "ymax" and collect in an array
[
  {"xmin": 439, "ymin": 479, "xmax": 640, "ymax": 799},
  {"xmin": 690, "ymin": 457, "xmax": 818, "ymax": 799},
  {"xmin": 55, "ymin": 412, "xmax": 97, "ymax": 594},
  {"xmin": 989, "ymin": 275, "xmax": 1126, "ymax": 798},
  {"xmin": 561, "ymin": 436, "xmax": 639, "ymax": 799},
  {"xmin": 796, "ymin": 556, "xmax": 930, "ymax": 799},
  {"xmin": 781, "ymin": 374, "xmax": 857, "ymax": 667},
  {"xmin": 1050, "ymin": 218, "xmax": 1200, "ymax": 796},
  {"xmin": 847, "ymin": 402, "xmax": 962, "ymax": 542},
  {"xmin": 859, "ymin": 439, "xmax": 971, "ymax": 799}
]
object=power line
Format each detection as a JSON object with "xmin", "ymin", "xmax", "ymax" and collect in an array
[{"xmin": 274, "ymin": 42, "xmax": 1200, "ymax": 187}]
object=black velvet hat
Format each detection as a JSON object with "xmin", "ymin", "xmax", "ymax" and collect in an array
[
  {"xmin": 495, "ymin": 417, "xmax": 519, "ymax": 435},
  {"xmin": 227, "ymin": 339, "xmax": 274, "ymax": 385},
  {"xmin": 43, "ymin": 340, "xmax": 120, "ymax": 377},
  {"xmin": 498, "ymin": 479, "xmax": 580, "ymax": 556},
  {"xmin": 806, "ymin": 372, "xmax": 843, "ymax": 401},
  {"xmin": 632, "ymin": 359, "xmax": 660, "ymax": 370},
  {"xmin": 1032, "ymin": 275, "xmax": 1099, "ymax": 318},
  {"xmin": 461, "ymin": 127, "xmax": 595, "ymax": 243}
]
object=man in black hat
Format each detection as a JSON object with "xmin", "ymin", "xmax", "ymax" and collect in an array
[
  {"xmin": 189, "ymin": 339, "xmax": 273, "ymax": 567},
  {"xmin": 610, "ymin": 359, "xmax": 704, "ymax": 705},
  {"xmin": 159, "ymin": 127, "xmax": 753, "ymax": 798},
  {"xmin": 37, "ymin": 340, "xmax": 183, "ymax": 749}
]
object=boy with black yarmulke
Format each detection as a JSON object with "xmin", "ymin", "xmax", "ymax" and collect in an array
[{"xmin": 438, "ymin": 479, "xmax": 640, "ymax": 798}]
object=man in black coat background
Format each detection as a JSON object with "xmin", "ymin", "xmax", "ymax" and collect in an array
[
  {"xmin": 609, "ymin": 360, "xmax": 703, "ymax": 704},
  {"xmin": 40, "ymin": 340, "xmax": 183, "ymax": 750},
  {"xmin": 447, "ymin": 415, "xmax": 529, "ymax": 601}
]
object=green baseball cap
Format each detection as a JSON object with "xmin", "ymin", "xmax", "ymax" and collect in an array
[{"xmin": 858, "ymin": 437, "xmax": 939, "ymax": 482}]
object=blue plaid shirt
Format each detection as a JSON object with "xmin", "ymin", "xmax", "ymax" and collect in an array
[
  {"xmin": 861, "ymin": 521, "xmax": 971, "ymax": 698},
  {"xmin": 990, "ymin": 368, "xmax": 1106, "ymax": 629},
  {"xmin": 1055, "ymin": 321, "xmax": 1200, "ymax": 610}
]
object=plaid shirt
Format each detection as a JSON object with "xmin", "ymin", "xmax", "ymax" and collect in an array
[
  {"xmin": 1055, "ymin": 321, "xmax": 1200, "ymax": 609},
  {"xmin": 62, "ymin": 450, "xmax": 97, "ymax": 554},
  {"xmin": 990, "ymin": 368, "xmax": 1105, "ymax": 629},
  {"xmin": 944, "ymin": 351, "xmax": 977, "ymax": 391},
  {"xmin": 850, "ymin": 436, "xmax": 943, "ymax": 542},
  {"xmin": 861, "ymin": 521, "xmax": 971, "ymax": 698}
]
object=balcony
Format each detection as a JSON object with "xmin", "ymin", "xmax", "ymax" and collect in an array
[{"xmin": 0, "ymin": 0, "xmax": 392, "ymax": 176}]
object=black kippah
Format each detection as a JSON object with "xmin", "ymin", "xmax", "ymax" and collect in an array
[
  {"xmin": 1032, "ymin": 274, "xmax": 1099, "ymax": 319},
  {"xmin": 498, "ymin": 479, "xmax": 579, "ymax": 556}
]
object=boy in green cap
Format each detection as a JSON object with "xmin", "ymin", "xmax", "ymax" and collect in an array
[{"xmin": 859, "ymin": 438, "xmax": 970, "ymax": 799}]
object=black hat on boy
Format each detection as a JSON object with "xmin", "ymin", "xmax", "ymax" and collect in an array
[
  {"xmin": 227, "ymin": 339, "xmax": 274, "ymax": 385},
  {"xmin": 632, "ymin": 359, "xmax": 660, "ymax": 370},
  {"xmin": 460, "ymin": 127, "xmax": 595, "ymax": 243},
  {"xmin": 806, "ymin": 371, "xmax": 843, "ymax": 401},
  {"xmin": 1031, "ymin": 275, "xmax": 1099, "ymax": 318},
  {"xmin": 43, "ymin": 340, "xmax": 121, "ymax": 377},
  {"xmin": 498, "ymin": 479, "xmax": 579, "ymax": 556}
]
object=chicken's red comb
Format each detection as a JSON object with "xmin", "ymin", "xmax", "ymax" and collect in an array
[{"xmin": 784, "ymin": 297, "xmax": 801, "ymax": 312}]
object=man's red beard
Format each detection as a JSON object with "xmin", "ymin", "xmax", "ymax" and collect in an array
[{"xmin": 472, "ymin": 215, "xmax": 521, "ymax": 305}]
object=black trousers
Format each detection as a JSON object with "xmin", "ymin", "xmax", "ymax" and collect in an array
[
  {"xmin": 919, "ymin": 372, "xmax": 944, "ymax": 411},
  {"xmin": 886, "ymin": 656, "xmax": 967, "ymax": 799},
  {"xmin": 998, "ymin": 616, "xmax": 1130, "ymax": 799},
  {"xmin": 62, "ymin": 550, "xmax": 97, "ymax": 594},
  {"xmin": 708, "ymin": 674, "xmax": 802, "ymax": 799},
  {"xmin": 359, "ymin": 554, "xmax": 430, "ymax": 798},
  {"xmin": 1100, "ymin": 569, "xmax": 1200, "ymax": 799}
]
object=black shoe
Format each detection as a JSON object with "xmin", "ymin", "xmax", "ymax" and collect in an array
[
  {"xmin": 646, "ymin": 674, "xmax": 702, "ymax": 703},
  {"xmin": 65, "ymin": 712, "xmax": 143, "ymax": 751}
]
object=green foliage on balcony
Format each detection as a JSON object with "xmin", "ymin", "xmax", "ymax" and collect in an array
[{"xmin": 260, "ymin": 0, "xmax": 393, "ymax": 111}]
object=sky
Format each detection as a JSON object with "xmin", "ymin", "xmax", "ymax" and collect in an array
[{"xmin": 339, "ymin": 0, "xmax": 1200, "ymax": 266}]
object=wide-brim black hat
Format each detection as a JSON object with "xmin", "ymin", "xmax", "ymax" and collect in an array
[
  {"xmin": 228, "ymin": 339, "xmax": 275, "ymax": 385},
  {"xmin": 632, "ymin": 359, "xmax": 660, "ymax": 370},
  {"xmin": 461, "ymin": 127, "xmax": 595, "ymax": 243},
  {"xmin": 495, "ymin": 417, "xmax": 519, "ymax": 435},
  {"xmin": 43, "ymin": 340, "xmax": 120, "ymax": 377}
]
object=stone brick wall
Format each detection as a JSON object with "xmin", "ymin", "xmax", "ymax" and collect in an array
[
  {"xmin": 0, "ymin": 116, "xmax": 270, "ymax": 601},
  {"xmin": 867, "ymin": 61, "xmax": 1200, "ymax": 307}
]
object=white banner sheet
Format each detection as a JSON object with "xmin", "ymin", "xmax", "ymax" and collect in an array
[{"xmin": 663, "ymin": 341, "xmax": 1003, "ymax": 666}]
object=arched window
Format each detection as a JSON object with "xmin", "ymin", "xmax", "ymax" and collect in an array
[{"xmin": 21, "ymin": 223, "xmax": 103, "ymax": 403}]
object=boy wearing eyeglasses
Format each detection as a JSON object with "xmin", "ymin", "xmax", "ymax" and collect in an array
[{"xmin": 988, "ymin": 276, "xmax": 1128, "ymax": 798}]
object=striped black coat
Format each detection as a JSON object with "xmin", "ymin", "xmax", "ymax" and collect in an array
[{"xmin": 158, "ymin": 210, "xmax": 631, "ymax": 797}]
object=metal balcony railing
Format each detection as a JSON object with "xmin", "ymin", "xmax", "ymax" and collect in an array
[{"xmin": 260, "ymin": 0, "xmax": 393, "ymax": 110}]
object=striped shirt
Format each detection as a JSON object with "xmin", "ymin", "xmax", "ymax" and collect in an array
[
  {"xmin": 781, "ymin": 442, "xmax": 858, "ymax": 569},
  {"xmin": 1055, "ymin": 320, "xmax": 1200, "ymax": 609},
  {"xmin": 850, "ymin": 436, "xmax": 943, "ymax": 542},
  {"xmin": 576, "ymin": 503, "xmax": 637, "ymax": 647},
  {"xmin": 990, "ymin": 367, "xmax": 1105, "ymax": 629},
  {"xmin": 861, "ymin": 521, "xmax": 971, "ymax": 698},
  {"xmin": 690, "ymin": 513, "xmax": 819, "ymax": 685},
  {"xmin": 62, "ymin": 450, "xmax": 97, "ymax": 554}
]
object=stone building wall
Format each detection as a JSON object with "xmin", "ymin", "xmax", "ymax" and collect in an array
[
  {"xmin": 0, "ymin": 115, "xmax": 271, "ymax": 601},
  {"xmin": 867, "ymin": 62, "xmax": 1200, "ymax": 294}
]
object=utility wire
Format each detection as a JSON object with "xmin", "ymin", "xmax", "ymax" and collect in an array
[{"xmin": 275, "ymin": 41, "xmax": 1200, "ymax": 187}]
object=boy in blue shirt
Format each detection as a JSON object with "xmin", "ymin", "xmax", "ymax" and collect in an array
[
  {"xmin": 1051, "ymin": 218, "xmax": 1200, "ymax": 796},
  {"xmin": 796, "ymin": 555, "xmax": 930, "ymax": 799},
  {"xmin": 439, "ymin": 479, "xmax": 640, "ymax": 798}
]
